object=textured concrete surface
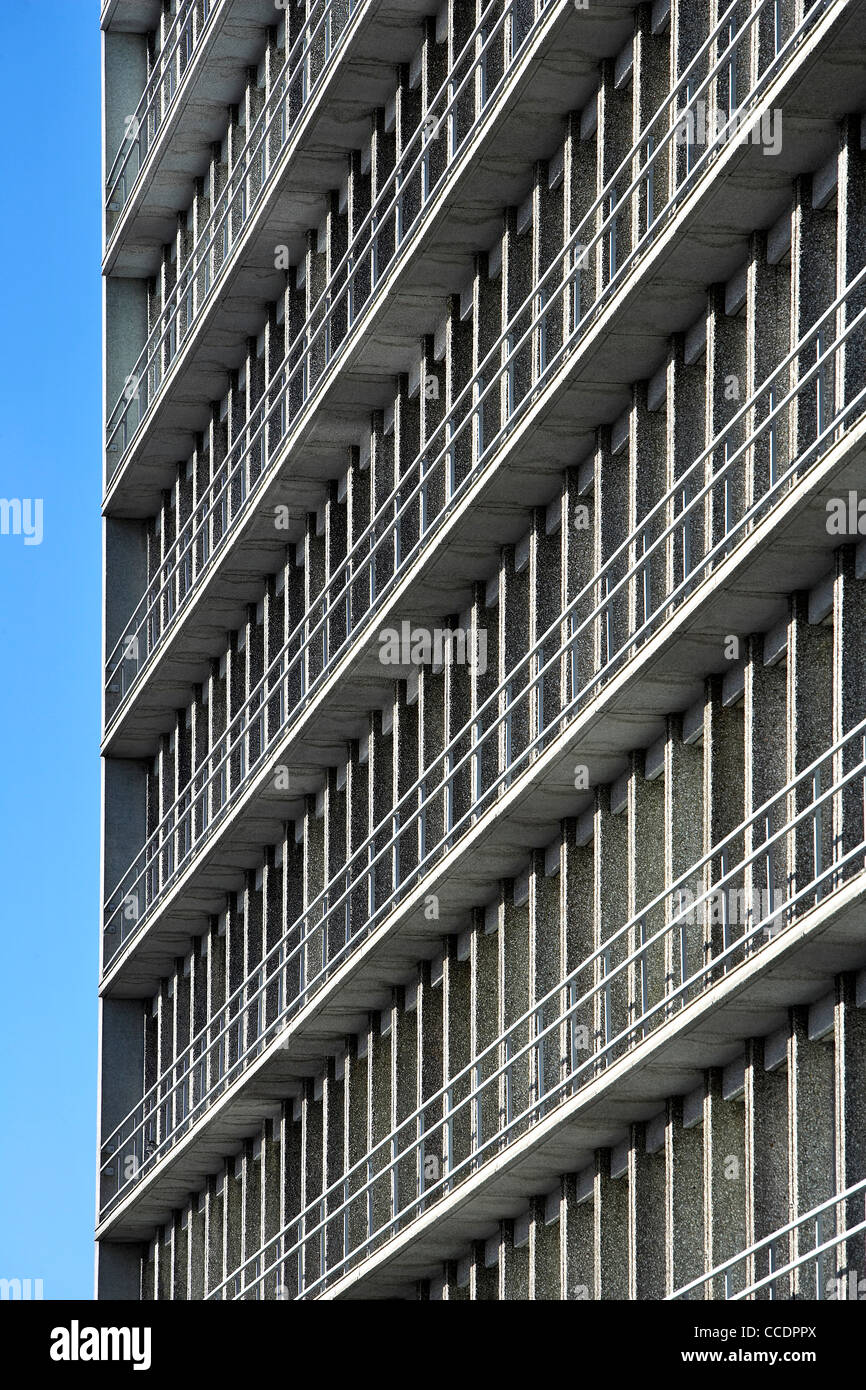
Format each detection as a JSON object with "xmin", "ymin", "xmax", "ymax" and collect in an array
[{"xmin": 99, "ymin": 0, "xmax": 866, "ymax": 1298}]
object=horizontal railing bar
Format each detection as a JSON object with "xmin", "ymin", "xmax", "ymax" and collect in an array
[
  {"xmin": 101, "ymin": 712, "xmax": 866, "ymax": 1223},
  {"xmin": 669, "ymin": 1176, "xmax": 866, "ymax": 1298},
  {"xmin": 101, "ymin": 248, "xmax": 865, "ymax": 947},
  {"xmin": 105, "ymin": 0, "xmax": 222, "ymax": 218},
  {"xmin": 209, "ymin": 805, "xmax": 866, "ymax": 1298},
  {"xmin": 104, "ymin": 0, "xmax": 766, "ymax": 694}
]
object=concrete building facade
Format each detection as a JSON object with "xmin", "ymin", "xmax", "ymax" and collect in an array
[{"xmin": 98, "ymin": 0, "xmax": 866, "ymax": 1300}]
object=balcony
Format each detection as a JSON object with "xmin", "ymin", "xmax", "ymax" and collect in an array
[
  {"xmin": 104, "ymin": 0, "xmax": 279, "ymax": 251},
  {"xmin": 192, "ymin": 718, "xmax": 866, "ymax": 1296},
  {"xmin": 101, "ymin": 0, "xmax": 857, "ymax": 751},
  {"xmin": 104, "ymin": 0, "xmax": 444, "ymax": 477},
  {"xmin": 96, "ymin": 269, "xmax": 866, "ymax": 1228},
  {"xmin": 99, "ymin": 46, "xmax": 866, "ymax": 1010},
  {"xmin": 670, "ymin": 1177, "xmax": 866, "ymax": 1299}
]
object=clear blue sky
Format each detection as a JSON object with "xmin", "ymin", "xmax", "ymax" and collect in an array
[{"xmin": 0, "ymin": 1, "xmax": 101, "ymax": 1299}]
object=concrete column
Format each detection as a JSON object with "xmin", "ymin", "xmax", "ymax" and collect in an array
[
  {"xmin": 666, "ymin": 1092, "xmax": 705, "ymax": 1295},
  {"xmin": 664, "ymin": 713, "xmax": 703, "ymax": 1007},
  {"xmin": 834, "ymin": 975, "xmax": 866, "ymax": 1281},
  {"xmin": 242, "ymin": 1137, "xmax": 262, "ymax": 1295},
  {"xmin": 282, "ymin": 1102, "xmax": 303, "ymax": 1298},
  {"xmin": 744, "ymin": 1034, "xmax": 789, "ymax": 1290},
  {"xmin": 633, "ymin": 5, "xmax": 671, "ymax": 232},
  {"xmin": 370, "ymin": 1006, "xmax": 393, "ymax": 1238},
  {"xmin": 394, "ymin": 983, "xmax": 418, "ymax": 1219},
  {"xmin": 531, "ymin": 1192, "xmax": 562, "ymax": 1299},
  {"xmin": 595, "ymin": 59, "xmax": 631, "ymax": 283},
  {"xmin": 471, "ymin": 1237, "xmax": 498, "ymax": 1301},
  {"xmin": 703, "ymin": 675, "xmax": 745, "ymax": 972},
  {"xmin": 704, "ymin": 1067, "xmax": 747, "ymax": 1292},
  {"xmin": 630, "ymin": 1121, "xmax": 666, "ymax": 1298},
  {"xmin": 95, "ymin": 1241, "xmax": 142, "ymax": 1301},
  {"xmin": 789, "ymin": 1006, "xmax": 835, "ymax": 1297},
  {"xmin": 665, "ymin": 336, "xmax": 706, "ymax": 601},
  {"xmin": 535, "ymin": 839, "xmax": 563, "ymax": 1105},
  {"xmin": 500, "ymin": 1218, "xmax": 530, "ymax": 1299},
  {"xmin": 595, "ymin": 1149, "xmax": 629, "ymax": 1300},
  {"xmin": 501, "ymin": 875, "xmax": 532, "ymax": 1149},
  {"xmin": 564, "ymin": 829, "xmax": 594, "ymax": 1086},
  {"xmin": 261, "ymin": 1114, "xmax": 282, "ymax": 1297},
  {"xmin": 562, "ymin": 1169, "xmax": 594, "ymax": 1299},
  {"xmin": 744, "ymin": 631, "xmax": 787, "ymax": 934},
  {"xmin": 223, "ymin": 1160, "xmax": 242, "ymax": 1294},
  {"xmin": 97, "ymin": 996, "xmax": 145, "ymax": 1215},
  {"xmin": 595, "ymin": 427, "xmax": 630, "ymax": 670},
  {"xmin": 790, "ymin": 176, "xmax": 837, "ymax": 461},
  {"xmin": 747, "ymin": 228, "xmax": 792, "ymax": 507},
  {"xmin": 444, "ymin": 294, "xmax": 473, "ymax": 496},
  {"xmin": 787, "ymin": 592, "xmax": 833, "ymax": 906},
  {"xmin": 533, "ymin": 159, "xmax": 564, "ymax": 377},
  {"xmin": 473, "ymin": 901, "xmax": 501, "ymax": 1171},
  {"xmin": 103, "ymin": 758, "xmax": 148, "ymax": 959},
  {"xmin": 705, "ymin": 283, "xmax": 748, "ymax": 549},
  {"xmin": 594, "ymin": 784, "xmax": 628, "ymax": 1061},
  {"xmin": 833, "ymin": 549, "xmax": 866, "ymax": 872},
  {"xmin": 629, "ymin": 751, "xmax": 665, "ymax": 1029},
  {"xmin": 629, "ymin": 381, "xmax": 667, "ymax": 638},
  {"xmin": 303, "ymin": 792, "xmax": 326, "ymax": 992},
  {"xmin": 205, "ymin": 1174, "xmax": 224, "ymax": 1298},
  {"xmin": 838, "ymin": 117, "xmax": 866, "ymax": 409},
  {"xmin": 188, "ymin": 1190, "xmax": 206, "ymax": 1300}
]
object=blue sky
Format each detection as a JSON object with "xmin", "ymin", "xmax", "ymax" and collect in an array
[{"xmin": 0, "ymin": 1, "xmax": 101, "ymax": 1299}]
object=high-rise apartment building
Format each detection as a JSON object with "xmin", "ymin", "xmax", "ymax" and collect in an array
[{"xmin": 98, "ymin": 0, "xmax": 866, "ymax": 1301}]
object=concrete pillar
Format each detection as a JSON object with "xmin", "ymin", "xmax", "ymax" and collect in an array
[
  {"xmin": 666, "ymin": 1091, "xmax": 705, "ymax": 1295},
  {"xmin": 531, "ymin": 1192, "xmax": 562, "ymax": 1299},
  {"xmin": 562, "ymin": 1169, "xmax": 594, "ymax": 1300},
  {"xmin": 744, "ymin": 1033, "xmax": 790, "ymax": 1292},
  {"xmin": 595, "ymin": 1148, "xmax": 629, "ymax": 1300},
  {"xmin": 630, "ymin": 1120, "xmax": 666, "ymax": 1298},
  {"xmin": 704, "ymin": 1066, "xmax": 747, "ymax": 1293},
  {"xmin": 789, "ymin": 1006, "xmax": 835, "ymax": 1297}
]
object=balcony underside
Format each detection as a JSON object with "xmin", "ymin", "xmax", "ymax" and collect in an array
[
  {"xmin": 106, "ymin": 0, "xmax": 279, "ymax": 259},
  {"xmin": 327, "ymin": 880, "xmax": 866, "ymax": 1300},
  {"xmin": 99, "ymin": 402, "xmax": 866, "ymax": 1015},
  {"xmin": 97, "ymin": 861, "xmax": 866, "ymax": 1249},
  {"xmin": 102, "ymin": 34, "xmax": 858, "ymax": 759},
  {"xmin": 102, "ymin": 0, "xmax": 162, "ymax": 32},
  {"xmin": 106, "ymin": 0, "xmax": 442, "ymax": 279},
  {"xmin": 104, "ymin": 0, "xmax": 640, "ymax": 507}
]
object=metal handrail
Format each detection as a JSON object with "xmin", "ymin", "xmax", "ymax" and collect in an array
[
  {"xmin": 104, "ymin": 0, "xmax": 808, "ymax": 724},
  {"xmin": 104, "ymin": 0, "xmax": 560, "ymax": 620},
  {"xmin": 105, "ymin": 0, "xmax": 221, "ymax": 225},
  {"xmin": 104, "ymin": 0, "xmax": 551, "ymax": 463},
  {"xmin": 731, "ymin": 1215, "xmax": 866, "ymax": 1300},
  {"xmin": 100, "ymin": 205, "xmax": 860, "ymax": 959},
  {"xmin": 104, "ymin": 0, "xmax": 351, "ymax": 450},
  {"xmin": 670, "ymin": 1178, "xmax": 866, "ymax": 1299},
  {"xmin": 100, "ymin": 699, "xmax": 866, "ymax": 1209},
  {"xmin": 97, "ymin": 277, "xmax": 865, "ymax": 1208},
  {"xmin": 204, "ymin": 731, "xmax": 866, "ymax": 1299}
]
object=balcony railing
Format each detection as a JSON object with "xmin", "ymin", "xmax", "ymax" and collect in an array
[
  {"xmin": 104, "ymin": 0, "xmax": 564, "ymax": 710},
  {"xmin": 670, "ymin": 1178, "xmax": 866, "ymax": 1300},
  {"xmin": 105, "ymin": 0, "xmax": 363, "ymax": 466},
  {"xmin": 100, "ymin": 119, "xmax": 862, "ymax": 970},
  {"xmin": 103, "ymin": 0, "xmax": 817, "ymax": 721},
  {"xmin": 97, "ymin": 257, "xmax": 866, "ymax": 1217},
  {"xmin": 105, "ymin": 0, "xmax": 222, "ymax": 236},
  {"xmin": 197, "ymin": 718, "xmax": 866, "ymax": 1298}
]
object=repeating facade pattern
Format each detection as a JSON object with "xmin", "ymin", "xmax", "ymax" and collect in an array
[{"xmin": 99, "ymin": 0, "xmax": 866, "ymax": 1299}]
